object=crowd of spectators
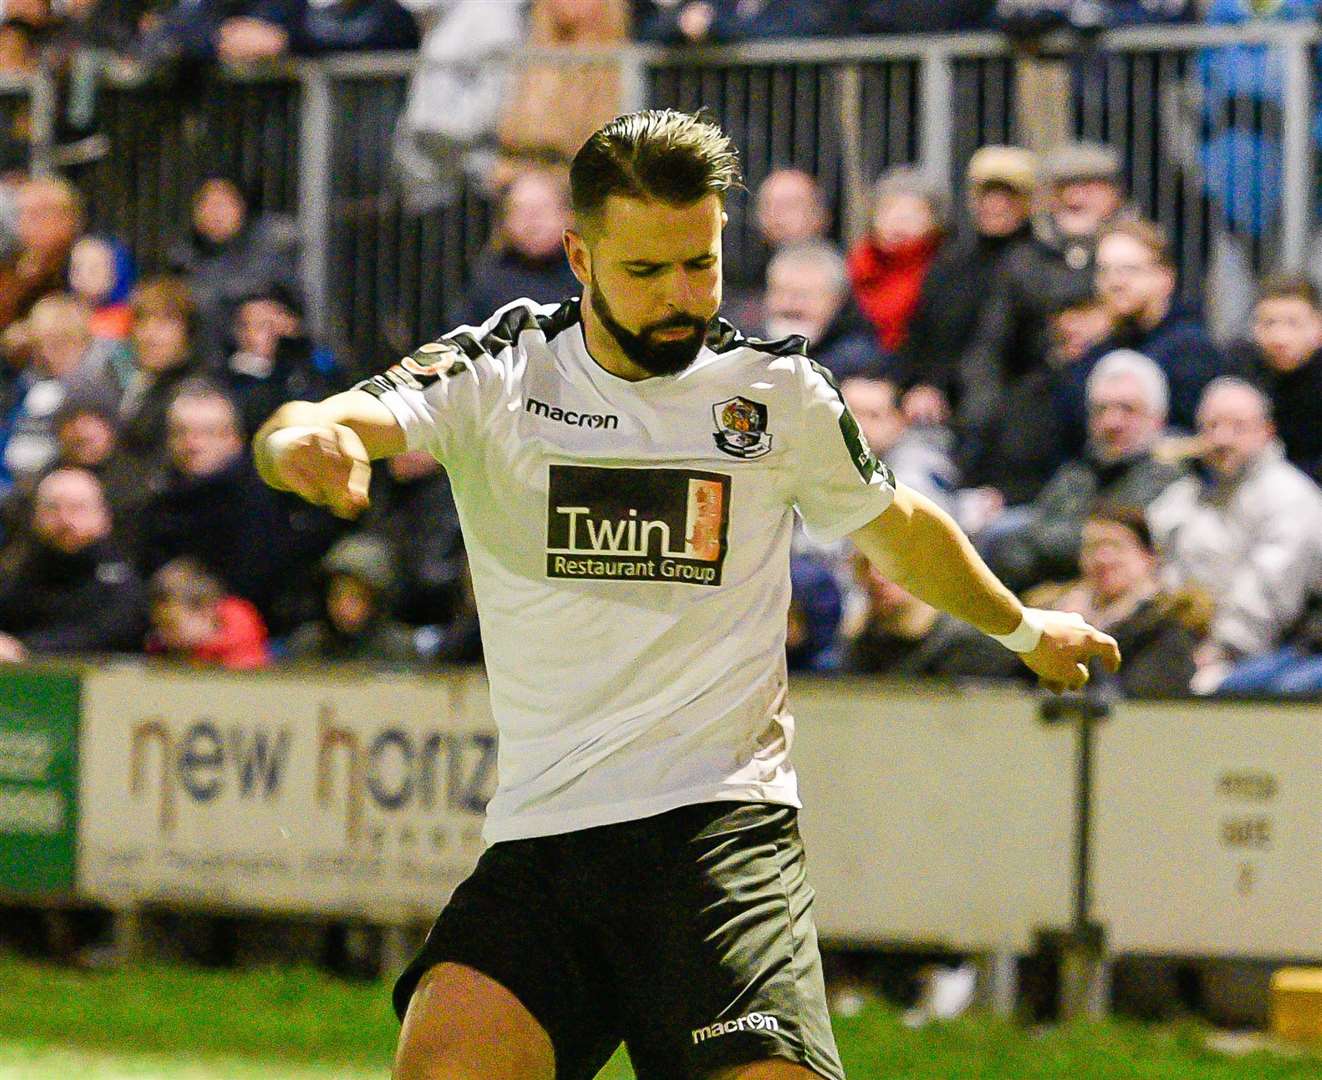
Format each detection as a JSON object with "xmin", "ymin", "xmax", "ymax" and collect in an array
[
  {"xmin": 0, "ymin": 0, "xmax": 1206, "ymax": 85},
  {"xmin": 0, "ymin": 3, "xmax": 1320, "ymax": 701},
  {"xmin": 770, "ymin": 142, "xmax": 1322, "ymax": 699},
  {"xmin": 0, "ymin": 170, "xmax": 480, "ymax": 671}
]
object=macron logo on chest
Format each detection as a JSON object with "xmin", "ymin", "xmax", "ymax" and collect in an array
[{"xmin": 526, "ymin": 397, "xmax": 619, "ymax": 430}]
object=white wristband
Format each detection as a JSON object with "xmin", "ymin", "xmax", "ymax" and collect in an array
[{"xmin": 989, "ymin": 607, "xmax": 1046, "ymax": 653}]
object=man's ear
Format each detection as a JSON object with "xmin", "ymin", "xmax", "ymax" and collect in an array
[{"xmin": 564, "ymin": 229, "xmax": 591, "ymax": 289}]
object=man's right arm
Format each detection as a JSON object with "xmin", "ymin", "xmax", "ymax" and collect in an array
[{"xmin": 252, "ymin": 389, "xmax": 408, "ymax": 518}]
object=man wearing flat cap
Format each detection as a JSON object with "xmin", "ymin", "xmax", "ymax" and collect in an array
[
  {"xmin": 956, "ymin": 140, "xmax": 1131, "ymax": 507},
  {"xmin": 898, "ymin": 145, "xmax": 1038, "ymax": 426}
]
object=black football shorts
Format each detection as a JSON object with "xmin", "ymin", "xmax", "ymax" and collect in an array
[{"xmin": 393, "ymin": 800, "xmax": 845, "ymax": 1080}]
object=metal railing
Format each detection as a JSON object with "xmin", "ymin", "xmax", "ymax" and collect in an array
[{"xmin": 17, "ymin": 21, "xmax": 1319, "ymax": 371}]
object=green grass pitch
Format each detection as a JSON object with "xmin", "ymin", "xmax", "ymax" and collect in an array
[{"xmin": 1, "ymin": 958, "xmax": 1320, "ymax": 1078}]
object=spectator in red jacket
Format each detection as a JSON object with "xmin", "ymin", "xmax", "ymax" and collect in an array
[
  {"xmin": 146, "ymin": 556, "xmax": 271, "ymax": 669},
  {"xmin": 847, "ymin": 166, "xmax": 947, "ymax": 354}
]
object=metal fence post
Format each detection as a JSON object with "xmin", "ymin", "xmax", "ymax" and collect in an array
[
  {"xmin": 28, "ymin": 64, "xmax": 57, "ymax": 177},
  {"xmin": 1280, "ymin": 30, "xmax": 1315, "ymax": 272},
  {"xmin": 619, "ymin": 45, "xmax": 649, "ymax": 114},
  {"xmin": 298, "ymin": 63, "xmax": 335, "ymax": 344},
  {"xmin": 834, "ymin": 64, "xmax": 870, "ymax": 247},
  {"xmin": 918, "ymin": 45, "xmax": 956, "ymax": 193},
  {"xmin": 1041, "ymin": 683, "xmax": 1116, "ymax": 1020}
]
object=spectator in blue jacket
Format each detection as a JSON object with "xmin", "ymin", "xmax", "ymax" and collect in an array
[
  {"xmin": 993, "ymin": 0, "xmax": 1191, "ymax": 38},
  {"xmin": 1197, "ymin": 0, "xmax": 1322, "ymax": 238},
  {"xmin": 287, "ymin": 0, "xmax": 418, "ymax": 54},
  {"xmin": 135, "ymin": 0, "xmax": 303, "ymax": 65},
  {"xmin": 219, "ymin": 284, "xmax": 340, "ymax": 439},
  {"xmin": 137, "ymin": 0, "xmax": 415, "ymax": 64},
  {"xmin": 851, "ymin": 0, "xmax": 994, "ymax": 33},
  {"xmin": 787, "ymin": 553, "xmax": 843, "ymax": 672},
  {"xmin": 1058, "ymin": 219, "xmax": 1225, "ymax": 448},
  {"xmin": 635, "ymin": 0, "xmax": 842, "ymax": 43}
]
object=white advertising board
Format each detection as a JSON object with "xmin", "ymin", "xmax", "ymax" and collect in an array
[
  {"xmin": 791, "ymin": 679, "xmax": 1075, "ymax": 952},
  {"xmin": 1094, "ymin": 699, "xmax": 1322, "ymax": 958},
  {"xmin": 79, "ymin": 665, "xmax": 496, "ymax": 921}
]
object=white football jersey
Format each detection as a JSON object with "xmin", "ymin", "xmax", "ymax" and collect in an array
[{"xmin": 357, "ymin": 299, "xmax": 895, "ymax": 843}]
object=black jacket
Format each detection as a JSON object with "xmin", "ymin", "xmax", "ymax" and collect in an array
[
  {"xmin": 899, "ymin": 222, "xmax": 1035, "ymax": 402},
  {"xmin": 167, "ymin": 220, "xmax": 300, "ymax": 368},
  {"xmin": 800, "ymin": 298, "xmax": 892, "ymax": 383},
  {"xmin": 845, "ymin": 612, "xmax": 1022, "ymax": 680},
  {"xmin": 452, "ymin": 249, "xmax": 580, "ymax": 330},
  {"xmin": 363, "ymin": 467, "xmax": 476, "ymax": 639},
  {"xmin": 1107, "ymin": 595, "xmax": 1198, "ymax": 698},
  {"xmin": 287, "ymin": 0, "xmax": 419, "ymax": 55},
  {"xmin": 1058, "ymin": 305, "xmax": 1226, "ymax": 450},
  {"xmin": 139, "ymin": 455, "xmax": 285, "ymax": 612},
  {"xmin": 118, "ymin": 358, "xmax": 207, "ymax": 471},
  {"xmin": 0, "ymin": 538, "xmax": 147, "ymax": 654},
  {"xmin": 222, "ymin": 336, "xmax": 342, "ymax": 439},
  {"xmin": 960, "ymin": 223, "xmax": 1101, "ymax": 428},
  {"xmin": 1230, "ymin": 342, "xmax": 1322, "ymax": 484}
]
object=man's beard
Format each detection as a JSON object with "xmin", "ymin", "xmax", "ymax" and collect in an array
[{"xmin": 589, "ymin": 286, "xmax": 710, "ymax": 377}]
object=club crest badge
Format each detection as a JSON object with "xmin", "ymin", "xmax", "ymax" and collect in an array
[{"xmin": 712, "ymin": 397, "xmax": 773, "ymax": 459}]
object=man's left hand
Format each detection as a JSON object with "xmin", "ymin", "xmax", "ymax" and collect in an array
[{"xmin": 1020, "ymin": 611, "xmax": 1121, "ymax": 694}]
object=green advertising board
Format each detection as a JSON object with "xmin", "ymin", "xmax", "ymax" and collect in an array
[{"xmin": 0, "ymin": 668, "xmax": 78, "ymax": 895}]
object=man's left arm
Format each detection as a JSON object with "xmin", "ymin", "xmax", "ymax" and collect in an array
[{"xmin": 849, "ymin": 483, "xmax": 1122, "ymax": 693}]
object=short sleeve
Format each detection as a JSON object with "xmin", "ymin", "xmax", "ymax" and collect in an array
[
  {"xmin": 791, "ymin": 357, "xmax": 896, "ymax": 543},
  {"xmin": 353, "ymin": 332, "xmax": 487, "ymax": 464}
]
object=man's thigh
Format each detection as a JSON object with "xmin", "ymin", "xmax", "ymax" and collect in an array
[
  {"xmin": 391, "ymin": 836, "xmax": 623, "ymax": 1080},
  {"xmin": 393, "ymin": 962, "xmax": 555, "ymax": 1080},
  {"xmin": 592, "ymin": 803, "xmax": 846, "ymax": 1080}
]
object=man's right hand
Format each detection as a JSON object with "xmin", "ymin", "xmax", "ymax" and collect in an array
[{"xmin": 263, "ymin": 424, "xmax": 372, "ymax": 519}]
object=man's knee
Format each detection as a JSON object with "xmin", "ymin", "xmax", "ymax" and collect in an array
[{"xmin": 392, "ymin": 963, "xmax": 555, "ymax": 1080}]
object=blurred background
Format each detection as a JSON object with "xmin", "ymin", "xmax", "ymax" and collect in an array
[{"xmin": 2, "ymin": 1, "xmax": 1322, "ymax": 1077}]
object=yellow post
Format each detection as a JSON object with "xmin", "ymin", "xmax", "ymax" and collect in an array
[{"xmin": 1270, "ymin": 968, "xmax": 1322, "ymax": 1042}]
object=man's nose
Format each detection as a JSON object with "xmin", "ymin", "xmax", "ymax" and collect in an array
[{"xmin": 669, "ymin": 268, "xmax": 701, "ymax": 307}]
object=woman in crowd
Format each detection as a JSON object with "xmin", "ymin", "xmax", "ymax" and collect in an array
[
  {"xmin": 847, "ymin": 166, "xmax": 947, "ymax": 356},
  {"xmin": 117, "ymin": 276, "xmax": 205, "ymax": 468},
  {"xmin": 1046, "ymin": 502, "xmax": 1202, "ymax": 697}
]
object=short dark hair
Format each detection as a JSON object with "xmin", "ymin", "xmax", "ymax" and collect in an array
[
  {"xmin": 149, "ymin": 556, "xmax": 226, "ymax": 609},
  {"xmin": 1087, "ymin": 501, "xmax": 1154, "ymax": 553},
  {"xmin": 1256, "ymin": 273, "xmax": 1321, "ymax": 311},
  {"xmin": 167, "ymin": 377, "xmax": 240, "ymax": 428},
  {"xmin": 569, "ymin": 110, "xmax": 742, "ymax": 225}
]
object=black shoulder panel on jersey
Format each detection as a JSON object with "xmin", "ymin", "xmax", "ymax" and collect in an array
[
  {"xmin": 447, "ymin": 331, "xmax": 487, "ymax": 362},
  {"xmin": 706, "ymin": 318, "xmax": 808, "ymax": 359},
  {"xmin": 477, "ymin": 303, "xmax": 543, "ymax": 355},
  {"xmin": 536, "ymin": 297, "xmax": 583, "ymax": 343}
]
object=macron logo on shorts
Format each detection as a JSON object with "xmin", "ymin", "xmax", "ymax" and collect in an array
[{"xmin": 691, "ymin": 1012, "xmax": 780, "ymax": 1044}]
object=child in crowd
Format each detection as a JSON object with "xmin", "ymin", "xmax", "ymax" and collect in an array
[
  {"xmin": 69, "ymin": 234, "xmax": 136, "ymax": 342},
  {"xmin": 145, "ymin": 556, "xmax": 270, "ymax": 669}
]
